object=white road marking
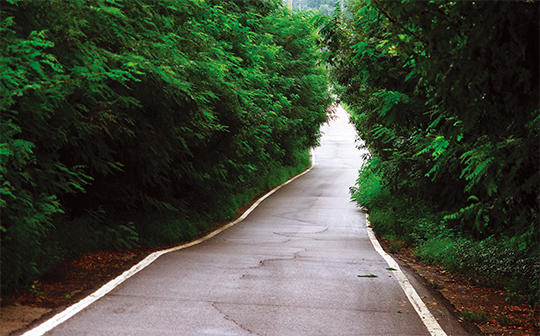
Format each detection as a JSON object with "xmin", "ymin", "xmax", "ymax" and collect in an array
[
  {"xmin": 22, "ymin": 155, "xmax": 315, "ymax": 336},
  {"xmin": 366, "ymin": 222, "xmax": 448, "ymax": 336}
]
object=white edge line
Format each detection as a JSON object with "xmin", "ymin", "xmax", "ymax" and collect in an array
[
  {"xmin": 22, "ymin": 150, "xmax": 316, "ymax": 336},
  {"xmin": 365, "ymin": 220, "xmax": 447, "ymax": 336}
]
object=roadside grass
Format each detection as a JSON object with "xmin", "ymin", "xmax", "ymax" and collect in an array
[
  {"xmin": 414, "ymin": 235, "xmax": 539, "ymax": 307},
  {"xmin": 495, "ymin": 315, "xmax": 523, "ymax": 328},
  {"xmin": 377, "ymin": 232, "xmax": 539, "ymax": 334},
  {"xmin": 386, "ymin": 238, "xmax": 407, "ymax": 253},
  {"xmin": 383, "ymin": 232, "xmax": 539, "ymax": 309},
  {"xmin": 460, "ymin": 310, "xmax": 490, "ymax": 323},
  {"xmin": 359, "ymin": 188, "xmax": 539, "ymax": 307}
]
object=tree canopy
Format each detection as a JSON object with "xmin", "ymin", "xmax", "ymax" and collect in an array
[
  {"xmin": 319, "ymin": 0, "xmax": 539, "ymax": 303},
  {"xmin": 1, "ymin": 0, "xmax": 331, "ymax": 290}
]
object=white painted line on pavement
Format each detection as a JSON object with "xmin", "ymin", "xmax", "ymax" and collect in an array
[
  {"xmin": 366, "ymin": 222, "xmax": 447, "ymax": 336},
  {"xmin": 22, "ymin": 151, "xmax": 316, "ymax": 336}
]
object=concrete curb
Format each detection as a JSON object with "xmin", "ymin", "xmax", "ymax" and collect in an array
[{"xmin": 366, "ymin": 222, "xmax": 447, "ymax": 336}]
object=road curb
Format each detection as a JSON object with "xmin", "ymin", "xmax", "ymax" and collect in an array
[{"xmin": 365, "ymin": 222, "xmax": 448, "ymax": 336}]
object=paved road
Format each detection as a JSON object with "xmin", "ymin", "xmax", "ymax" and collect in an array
[{"xmin": 39, "ymin": 106, "xmax": 462, "ymax": 336}]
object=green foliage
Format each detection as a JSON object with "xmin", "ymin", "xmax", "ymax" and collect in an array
[
  {"xmin": 460, "ymin": 310, "xmax": 489, "ymax": 323},
  {"xmin": 386, "ymin": 240, "xmax": 405, "ymax": 254},
  {"xmin": 1, "ymin": 0, "xmax": 330, "ymax": 291},
  {"xmin": 416, "ymin": 236, "xmax": 540, "ymax": 306},
  {"xmin": 321, "ymin": 0, "xmax": 538, "ymax": 303}
]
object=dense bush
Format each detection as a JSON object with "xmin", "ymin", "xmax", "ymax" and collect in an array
[
  {"xmin": 320, "ymin": 0, "xmax": 539, "ymax": 304},
  {"xmin": 1, "ymin": 0, "xmax": 330, "ymax": 291}
]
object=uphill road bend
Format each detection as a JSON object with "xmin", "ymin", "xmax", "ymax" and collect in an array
[{"xmin": 22, "ymin": 105, "xmax": 470, "ymax": 336}]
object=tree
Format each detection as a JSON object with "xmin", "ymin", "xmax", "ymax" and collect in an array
[
  {"xmin": 1, "ymin": 0, "xmax": 330, "ymax": 290},
  {"xmin": 319, "ymin": 0, "xmax": 539, "ymax": 302}
]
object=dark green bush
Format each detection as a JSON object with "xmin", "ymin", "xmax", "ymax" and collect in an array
[
  {"xmin": 321, "ymin": 0, "xmax": 538, "ymax": 303},
  {"xmin": 1, "ymin": 0, "xmax": 330, "ymax": 291}
]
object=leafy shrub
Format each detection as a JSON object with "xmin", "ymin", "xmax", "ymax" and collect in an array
[
  {"xmin": 460, "ymin": 311, "xmax": 489, "ymax": 323},
  {"xmin": 321, "ymin": 0, "xmax": 538, "ymax": 304},
  {"xmin": 1, "ymin": 0, "xmax": 330, "ymax": 291}
]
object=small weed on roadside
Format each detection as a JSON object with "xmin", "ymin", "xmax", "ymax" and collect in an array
[
  {"xmin": 387, "ymin": 240, "xmax": 406, "ymax": 253},
  {"xmin": 429, "ymin": 279, "xmax": 444, "ymax": 290},
  {"xmin": 460, "ymin": 310, "xmax": 489, "ymax": 323},
  {"xmin": 495, "ymin": 315, "xmax": 523, "ymax": 327}
]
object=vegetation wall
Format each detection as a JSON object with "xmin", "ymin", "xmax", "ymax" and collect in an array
[
  {"xmin": 319, "ymin": 0, "xmax": 539, "ymax": 304},
  {"xmin": 1, "ymin": 0, "xmax": 331, "ymax": 291}
]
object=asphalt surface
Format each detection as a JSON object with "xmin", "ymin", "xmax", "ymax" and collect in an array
[{"xmin": 38, "ymin": 106, "xmax": 466, "ymax": 336}]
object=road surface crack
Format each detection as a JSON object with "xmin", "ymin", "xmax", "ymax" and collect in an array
[
  {"xmin": 272, "ymin": 227, "xmax": 329, "ymax": 238},
  {"xmin": 211, "ymin": 303, "xmax": 259, "ymax": 335},
  {"xmin": 258, "ymin": 250, "xmax": 304, "ymax": 267},
  {"xmin": 271, "ymin": 214, "xmax": 317, "ymax": 225}
]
